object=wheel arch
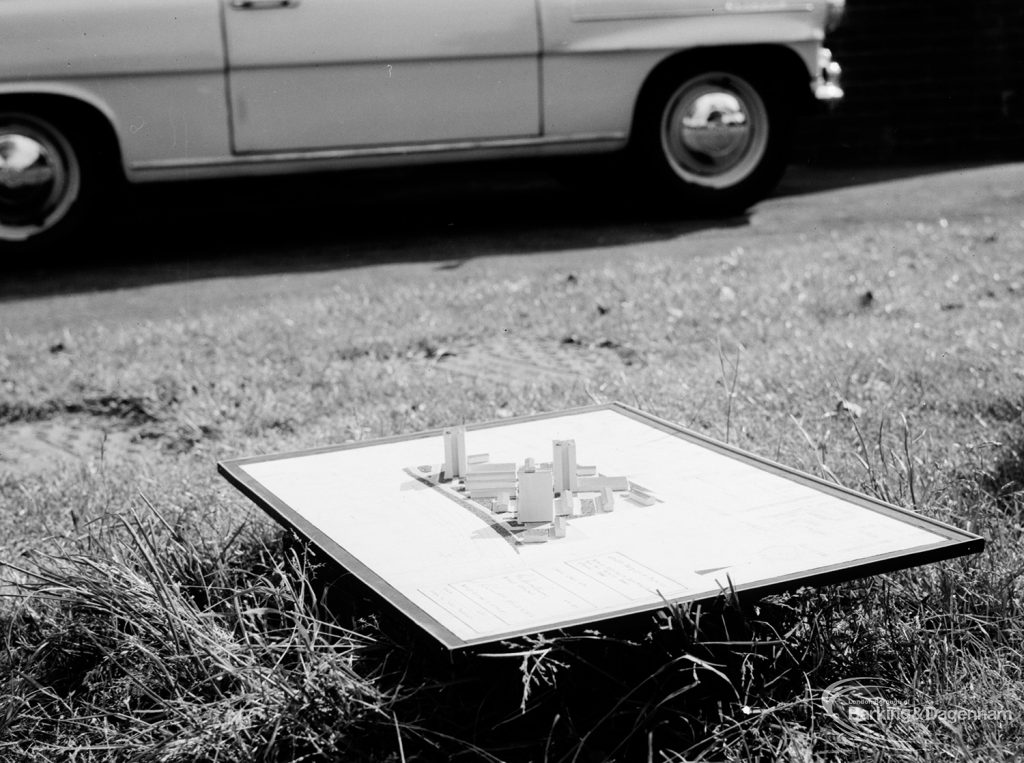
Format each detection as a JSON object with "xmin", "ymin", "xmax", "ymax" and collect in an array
[
  {"xmin": 629, "ymin": 44, "xmax": 813, "ymax": 146},
  {"xmin": 0, "ymin": 87, "xmax": 126, "ymax": 182}
]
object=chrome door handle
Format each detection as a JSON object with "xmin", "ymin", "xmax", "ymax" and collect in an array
[{"xmin": 230, "ymin": 0, "xmax": 300, "ymax": 9}]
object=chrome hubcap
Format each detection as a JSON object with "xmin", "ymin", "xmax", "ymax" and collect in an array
[
  {"xmin": 660, "ymin": 74, "xmax": 769, "ymax": 189},
  {"xmin": 681, "ymin": 92, "xmax": 750, "ymax": 159},
  {"xmin": 0, "ymin": 119, "xmax": 79, "ymax": 242}
]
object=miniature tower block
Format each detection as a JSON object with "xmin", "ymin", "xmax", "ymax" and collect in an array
[
  {"xmin": 552, "ymin": 439, "xmax": 578, "ymax": 493},
  {"xmin": 518, "ymin": 460, "xmax": 554, "ymax": 525},
  {"xmin": 443, "ymin": 426, "xmax": 468, "ymax": 480},
  {"xmin": 551, "ymin": 515, "xmax": 568, "ymax": 538}
]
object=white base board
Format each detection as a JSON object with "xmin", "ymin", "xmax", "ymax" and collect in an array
[{"xmin": 220, "ymin": 404, "xmax": 983, "ymax": 649}]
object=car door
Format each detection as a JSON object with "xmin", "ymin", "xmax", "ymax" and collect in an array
[{"xmin": 222, "ymin": 0, "xmax": 541, "ymax": 153}]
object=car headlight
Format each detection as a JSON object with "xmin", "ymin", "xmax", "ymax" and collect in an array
[{"xmin": 825, "ymin": 0, "xmax": 846, "ymax": 32}]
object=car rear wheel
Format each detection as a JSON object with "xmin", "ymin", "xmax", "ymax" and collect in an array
[
  {"xmin": 636, "ymin": 68, "xmax": 792, "ymax": 214},
  {"xmin": 0, "ymin": 111, "xmax": 88, "ymax": 254}
]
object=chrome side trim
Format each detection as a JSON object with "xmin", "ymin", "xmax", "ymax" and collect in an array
[
  {"xmin": 129, "ymin": 132, "xmax": 627, "ymax": 171},
  {"xmin": 724, "ymin": 1, "xmax": 814, "ymax": 11},
  {"xmin": 572, "ymin": 1, "xmax": 813, "ymax": 22}
]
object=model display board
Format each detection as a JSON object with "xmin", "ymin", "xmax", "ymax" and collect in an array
[{"xmin": 219, "ymin": 404, "xmax": 984, "ymax": 649}]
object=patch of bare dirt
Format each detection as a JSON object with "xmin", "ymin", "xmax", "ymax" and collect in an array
[{"xmin": 0, "ymin": 416, "xmax": 157, "ymax": 478}]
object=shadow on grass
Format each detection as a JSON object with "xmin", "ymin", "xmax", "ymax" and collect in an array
[
  {"xmin": 0, "ymin": 160, "xmax": 746, "ymax": 301},
  {"xmin": 297, "ymin": 534, "xmax": 869, "ymax": 762},
  {"xmin": 980, "ymin": 438, "xmax": 1024, "ymax": 514},
  {"xmin": 773, "ymin": 156, "xmax": 1015, "ymax": 200},
  {"xmin": 0, "ymin": 156, "xmax": 1005, "ymax": 303},
  {"xmin": 2, "ymin": 504, "xmax": 945, "ymax": 762}
]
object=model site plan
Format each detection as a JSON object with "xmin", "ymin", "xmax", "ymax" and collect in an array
[{"xmin": 220, "ymin": 404, "xmax": 983, "ymax": 649}]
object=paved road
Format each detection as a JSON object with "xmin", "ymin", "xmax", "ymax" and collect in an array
[{"xmin": 2, "ymin": 160, "xmax": 1022, "ymax": 335}]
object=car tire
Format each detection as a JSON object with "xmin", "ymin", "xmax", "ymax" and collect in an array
[
  {"xmin": 634, "ymin": 67, "xmax": 793, "ymax": 215},
  {"xmin": 0, "ymin": 111, "xmax": 98, "ymax": 257}
]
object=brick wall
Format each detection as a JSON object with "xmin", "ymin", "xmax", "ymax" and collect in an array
[{"xmin": 799, "ymin": 0, "xmax": 1024, "ymax": 160}]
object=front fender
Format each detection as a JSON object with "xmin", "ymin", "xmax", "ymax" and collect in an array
[
  {"xmin": 539, "ymin": 0, "xmax": 827, "ymax": 137},
  {"xmin": 0, "ymin": 0, "xmax": 231, "ymax": 175}
]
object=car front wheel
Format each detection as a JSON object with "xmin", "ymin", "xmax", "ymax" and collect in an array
[
  {"xmin": 0, "ymin": 111, "xmax": 87, "ymax": 254},
  {"xmin": 637, "ymin": 69, "xmax": 792, "ymax": 214}
]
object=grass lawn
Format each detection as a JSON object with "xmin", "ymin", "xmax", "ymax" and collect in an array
[{"xmin": 2, "ymin": 170, "xmax": 1024, "ymax": 760}]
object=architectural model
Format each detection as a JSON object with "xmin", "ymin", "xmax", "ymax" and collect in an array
[
  {"xmin": 220, "ymin": 404, "xmax": 982, "ymax": 649},
  {"xmin": 416, "ymin": 425, "xmax": 658, "ymax": 544}
]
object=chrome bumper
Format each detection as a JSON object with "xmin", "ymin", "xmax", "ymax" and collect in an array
[{"xmin": 813, "ymin": 47, "xmax": 844, "ymax": 102}]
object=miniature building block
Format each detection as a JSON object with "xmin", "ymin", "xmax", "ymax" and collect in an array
[
  {"xmin": 464, "ymin": 477, "xmax": 517, "ymax": 489},
  {"xmin": 467, "ymin": 462, "xmax": 517, "ymax": 475},
  {"xmin": 580, "ymin": 497, "xmax": 597, "ymax": 516},
  {"xmin": 465, "ymin": 472, "xmax": 516, "ymax": 485},
  {"xmin": 551, "ymin": 515, "xmax": 567, "ymax": 538},
  {"xmin": 577, "ymin": 475, "xmax": 629, "ymax": 493},
  {"xmin": 484, "ymin": 492, "xmax": 513, "ymax": 513},
  {"xmin": 464, "ymin": 464, "xmax": 516, "ymax": 493},
  {"xmin": 518, "ymin": 468, "xmax": 554, "ymax": 524},
  {"xmin": 627, "ymin": 487, "xmax": 657, "ymax": 506},
  {"xmin": 443, "ymin": 426, "xmax": 468, "ymax": 480},
  {"xmin": 575, "ymin": 465, "xmax": 597, "ymax": 477},
  {"xmin": 598, "ymin": 487, "xmax": 615, "ymax": 513},
  {"xmin": 468, "ymin": 453, "xmax": 490, "ymax": 465},
  {"xmin": 464, "ymin": 471, "xmax": 516, "ymax": 487},
  {"xmin": 552, "ymin": 440, "xmax": 578, "ymax": 493},
  {"xmin": 471, "ymin": 487, "xmax": 520, "ymax": 499},
  {"xmin": 554, "ymin": 491, "xmax": 574, "ymax": 517},
  {"xmin": 464, "ymin": 465, "xmax": 518, "ymax": 498},
  {"xmin": 467, "ymin": 485, "xmax": 517, "ymax": 499},
  {"xmin": 465, "ymin": 479, "xmax": 517, "ymax": 491},
  {"xmin": 520, "ymin": 526, "xmax": 550, "ymax": 544}
]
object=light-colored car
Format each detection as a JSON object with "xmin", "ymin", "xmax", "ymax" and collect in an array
[{"xmin": 0, "ymin": 0, "xmax": 844, "ymax": 251}]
